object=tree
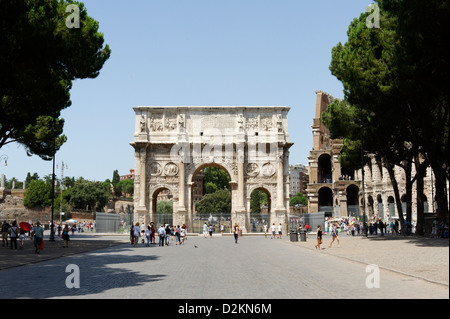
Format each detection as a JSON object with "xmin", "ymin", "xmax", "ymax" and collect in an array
[
  {"xmin": 203, "ymin": 167, "xmax": 230, "ymax": 193},
  {"xmin": 69, "ymin": 181, "xmax": 111, "ymax": 211},
  {"xmin": 112, "ymin": 170, "xmax": 121, "ymax": 197},
  {"xmin": 0, "ymin": 0, "xmax": 111, "ymax": 160},
  {"xmin": 290, "ymin": 193, "xmax": 308, "ymax": 208},
  {"xmin": 195, "ymin": 189, "xmax": 231, "ymax": 215},
  {"xmin": 116, "ymin": 179, "xmax": 134, "ymax": 197},
  {"xmin": 250, "ymin": 190, "xmax": 268, "ymax": 216},
  {"xmin": 23, "ymin": 179, "xmax": 53, "ymax": 207},
  {"xmin": 157, "ymin": 200, "xmax": 173, "ymax": 215}
]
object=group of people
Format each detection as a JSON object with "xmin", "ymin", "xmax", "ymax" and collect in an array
[
  {"xmin": 130, "ymin": 222, "xmax": 188, "ymax": 247},
  {"xmin": 432, "ymin": 218, "xmax": 449, "ymax": 238},
  {"xmin": 314, "ymin": 223, "xmax": 340, "ymax": 250},
  {"xmin": 2, "ymin": 220, "xmax": 73, "ymax": 253},
  {"xmin": 1, "ymin": 220, "xmax": 47, "ymax": 253}
]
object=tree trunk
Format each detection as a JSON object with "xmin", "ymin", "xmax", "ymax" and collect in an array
[
  {"xmin": 384, "ymin": 155, "xmax": 405, "ymax": 232},
  {"xmin": 414, "ymin": 155, "xmax": 426, "ymax": 236},
  {"xmin": 432, "ymin": 163, "xmax": 449, "ymax": 222}
]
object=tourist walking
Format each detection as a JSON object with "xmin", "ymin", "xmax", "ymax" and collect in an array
[
  {"xmin": 2, "ymin": 221, "xmax": 10, "ymax": 247},
  {"xmin": 145, "ymin": 225, "xmax": 151, "ymax": 247},
  {"xmin": 150, "ymin": 222, "xmax": 156, "ymax": 244},
  {"xmin": 263, "ymin": 223, "xmax": 268, "ymax": 238},
  {"xmin": 32, "ymin": 221, "xmax": 44, "ymax": 254},
  {"xmin": 220, "ymin": 224, "xmax": 224, "ymax": 236},
  {"xmin": 277, "ymin": 223, "xmax": 283, "ymax": 239},
  {"xmin": 133, "ymin": 223, "xmax": 141, "ymax": 247},
  {"xmin": 329, "ymin": 223, "xmax": 340, "ymax": 248},
  {"xmin": 62, "ymin": 224, "xmax": 70, "ymax": 248},
  {"xmin": 180, "ymin": 226, "xmax": 186, "ymax": 244},
  {"xmin": 9, "ymin": 221, "xmax": 18, "ymax": 250},
  {"xmin": 315, "ymin": 225, "xmax": 323, "ymax": 250},
  {"xmin": 203, "ymin": 223, "xmax": 208, "ymax": 238},
  {"xmin": 175, "ymin": 225, "xmax": 181, "ymax": 245},
  {"xmin": 271, "ymin": 223, "xmax": 276, "ymax": 239},
  {"xmin": 208, "ymin": 225, "xmax": 213, "ymax": 238},
  {"xmin": 233, "ymin": 223, "xmax": 239, "ymax": 244},
  {"xmin": 19, "ymin": 227, "xmax": 26, "ymax": 249},
  {"xmin": 158, "ymin": 225, "xmax": 166, "ymax": 246},
  {"xmin": 165, "ymin": 225, "xmax": 171, "ymax": 246}
]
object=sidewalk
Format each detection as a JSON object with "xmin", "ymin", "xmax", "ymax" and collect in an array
[
  {"xmin": 289, "ymin": 233, "xmax": 449, "ymax": 286},
  {"xmin": 0, "ymin": 232, "xmax": 128, "ymax": 270}
]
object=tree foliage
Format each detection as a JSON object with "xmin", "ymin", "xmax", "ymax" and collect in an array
[
  {"xmin": 69, "ymin": 180, "xmax": 111, "ymax": 211},
  {"xmin": 0, "ymin": 0, "xmax": 111, "ymax": 159},
  {"xmin": 23, "ymin": 179, "xmax": 53, "ymax": 207},
  {"xmin": 195, "ymin": 189, "xmax": 231, "ymax": 215},
  {"xmin": 203, "ymin": 167, "xmax": 230, "ymax": 193}
]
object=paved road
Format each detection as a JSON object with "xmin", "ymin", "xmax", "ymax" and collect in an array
[{"xmin": 0, "ymin": 234, "xmax": 447, "ymax": 300}]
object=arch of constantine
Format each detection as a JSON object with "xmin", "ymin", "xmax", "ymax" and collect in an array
[{"xmin": 130, "ymin": 106, "xmax": 293, "ymax": 234}]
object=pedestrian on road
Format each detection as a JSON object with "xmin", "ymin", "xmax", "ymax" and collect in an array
[
  {"xmin": 19, "ymin": 227, "xmax": 26, "ymax": 249},
  {"xmin": 221, "ymin": 224, "xmax": 224, "ymax": 236},
  {"xmin": 233, "ymin": 223, "xmax": 239, "ymax": 244},
  {"xmin": 158, "ymin": 225, "xmax": 166, "ymax": 246},
  {"xmin": 182, "ymin": 224, "xmax": 188, "ymax": 241},
  {"xmin": 165, "ymin": 225, "xmax": 171, "ymax": 246},
  {"xmin": 62, "ymin": 224, "xmax": 70, "ymax": 248},
  {"xmin": 203, "ymin": 223, "xmax": 208, "ymax": 238},
  {"xmin": 180, "ymin": 227, "xmax": 186, "ymax": 244},
  {"xmin": 263, "ymin": 223, "xmax": 268, "ymax": 238},
  {"xmin": 1, "ymin": 221, "xmax": 10, "ymax": 247},
  {"xmin": 277, "ymin": 223, "xmax": 283, "ymax": 239},
  {"xmin": 208, "ymin": 225, "xmax": 213, "ymax": 238},
  {"xmin": 175, "ymin": 225, "xmax": 181, "ymax": 245},
  {"xmin": 271, "ymin": 223, "xmax": 276, "ymax": 239},
  {"xmin": 133, "ymin": 223, "xmax": 141, "ymax": 247},
  {"xmin": 150, "ymin": 222, "xmax": 156, "ymax": 244},
  {"xmin": 315, "ymin": 225, "xmax": 323, "ymax": 250},
  {"xmin": 145, "ymin": 225, "xmax": 151, "ymax": 247},
  {"xmin": 329, "ymin": 223, "xmax": 340, "ymax": 248},
  {"xmin": 32, "ymin": 221, "xmax": 44, "ymax": 254},
  {"xmin": 9, "ymin": 221, "xmax": 18, "ymax": 250}
]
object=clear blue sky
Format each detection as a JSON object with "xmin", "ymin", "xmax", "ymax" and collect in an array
[{"xmin": 1, "ymin": 0, "xmax": 368, "ymax": 183}]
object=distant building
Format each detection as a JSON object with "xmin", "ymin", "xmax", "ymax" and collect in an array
[
  {"xmin": 192, "ymin": 170, "xmax": 204, "ymax": 210},
  {"xmin": 289, "ymin": 164, "xmax": 308, "ymax": 197},
  {"xmin": 120, "ymin": 169, "xmax": 135, "ymax": 181}
]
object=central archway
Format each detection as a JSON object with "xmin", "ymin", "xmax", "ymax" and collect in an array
[{"xmin": 189, "ymin": 164, "xmax": 232, "ymax": 234}]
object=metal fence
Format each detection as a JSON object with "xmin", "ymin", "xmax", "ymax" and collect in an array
[{"xmin": 95, "ymin": 212, "xmax": 127, "ymax": 233}]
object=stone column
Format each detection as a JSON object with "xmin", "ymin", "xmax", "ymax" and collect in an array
[
  {"xmin": 178, "ymin": 161, "xmax": 186, "ymax": 212},
  {"xmin": 276, "ymin": 153, "xmax": 285, "ymax": 211},
  {"xmin": 139, "ymin": 148, "xmax": 147, "ymax": 209}
]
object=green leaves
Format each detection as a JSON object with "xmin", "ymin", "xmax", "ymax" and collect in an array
[
  {"xmin": 0, "ymin": 0, "xmax": 111, "ymax": 159},
  {"xmin": 195, "ymin": 189, "xmax": 231, "ymax": 215}
]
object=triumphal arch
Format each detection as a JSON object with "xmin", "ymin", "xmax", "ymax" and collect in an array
[{"xmin": 130, "ymin": 106, "xmax": 293, "ymax": 234}]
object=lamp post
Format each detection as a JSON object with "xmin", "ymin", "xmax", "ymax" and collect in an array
[{"xmin": 57, "ymin": 161, "xmax": 68, "ymax": 224}]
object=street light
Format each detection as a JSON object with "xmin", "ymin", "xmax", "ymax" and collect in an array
[
  {"xmin": 0, "ymin": 154, "xmax": 7, "ymax": 166},
  {"xmin": 57, "ymin": 161, "xmax": 68, "ymax": 225}
]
